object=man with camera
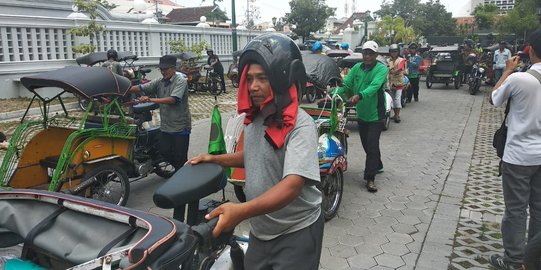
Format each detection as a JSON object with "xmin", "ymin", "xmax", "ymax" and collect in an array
[{"xmin": 489, "ymin": 29, "xmax": 541, "ymax": 270}]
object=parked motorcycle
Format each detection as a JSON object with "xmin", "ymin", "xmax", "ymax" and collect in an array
[
  {"xmin": 467, "ymin": 62, "xmax": 486, "ymax": 95},
  {"xmin": 227, "ymin": 50, "xmax": 242, "ymax": 88}
]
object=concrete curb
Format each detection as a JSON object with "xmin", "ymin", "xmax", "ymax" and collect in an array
[
  {"xmin": 0, "ymin": 102, "xmax": 80, "ymax": 122},
  {"xmin": 415, "ymin": 93, "xmax": 484, "ymax": 269}
]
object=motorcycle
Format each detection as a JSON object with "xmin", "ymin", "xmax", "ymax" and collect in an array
[
  {"xmin": 227, "ymin": 50, "xmax": 242, "ymax": 88},
  {"xmin": 467, "ymin": 61, "xmax": 486, "ymax": 95},
  {"xmin": 0, "ymin": 163, "xmax": 246, "ymax": 270}
]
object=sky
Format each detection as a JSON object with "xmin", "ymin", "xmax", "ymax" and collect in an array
[{"xmin": 172, "ymin": 0, "xmax": 472, "ymax": 24}]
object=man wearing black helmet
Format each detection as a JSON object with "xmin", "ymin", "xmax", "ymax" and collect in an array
[
  {"xmin": 102, "ymin": 49, "xmax": 123, "ymax": 76},
  {"xmin": 207, "ymin": 49, "xmax": 227, "ymax": 93},
  {"xmin": 189, "ymin": 33, "xmax": 323, "ymax": 269}
]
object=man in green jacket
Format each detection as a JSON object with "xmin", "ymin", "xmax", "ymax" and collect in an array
[{"xmin": 335, "ymin": 40, "xmax": 388, "ymax": 192}]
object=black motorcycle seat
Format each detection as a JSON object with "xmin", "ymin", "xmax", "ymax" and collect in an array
[
  {"xmin": 153, "ymin": 163, "xmax": 227, "ymax": 209},
  {"xmin": 132, "ymin": 102, "xmax": 159, "ymax": 114},
  {"xmin": 139, "ymin": 68, "xmax": 151, "ymax": 75}
]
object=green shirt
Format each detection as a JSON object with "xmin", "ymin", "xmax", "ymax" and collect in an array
[
  {"xmin": 140, "ymin": 74, "xmax": 191, "ymax": 132},
  {"xmin": 335, "ymin": 62, "xmax": 388, "ymax": 122}
]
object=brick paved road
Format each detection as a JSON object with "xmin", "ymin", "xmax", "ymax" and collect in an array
[{"xmin": 125, "ymin": 81, "xmax": 498, "ymax": 269}]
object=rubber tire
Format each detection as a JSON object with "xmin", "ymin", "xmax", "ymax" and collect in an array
[
  {"xmin": 78, "ymin": 96, "xmax": 91, "ymax": 112},
  {"xmin": 469, "ymin": 78, "xmax": 480, "ymax": 95},
  {"xmin": 401, "ymin": 90, "xmax": 407, "ymax": 108},
  {"xmin": 383, "ymin": 113, "xmax": 390, "ymax": 131},
  {"xmin": 209, "ymin": 77, "xmax": 223, "ymax": 95},
  {"xmin": 318, "ymin": 168, "xmax": 344, "ymax": 221},
  {"xmin": 454, "ymin": 74, "xmax": 461, "ymax": 89},
  {"xmin": 84, "ymin": 164, "xmax": 130, "ymax": 206},
  {"xmin": 234, "ymin": 185, "xmax": 247, "ymax": 203},
  {"xmin": 306, "ymin": 86, "xmax": 317, "ymax": 103},
  {"xmin": 154, "ymin": 161, "xmax": 176, "ymax": 178},
  {"xmin": 231, "ymin": 75, "xmax": 239, "ymax": 88},
  {"xmin": 426, "ymin": 77, "xmax": 433, "ymax": 88}
]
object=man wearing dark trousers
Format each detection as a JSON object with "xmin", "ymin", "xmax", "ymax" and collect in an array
[
  {"xmin": 207, "ymin": 49, "xmax": 227, "ymax": 93},
  {"xmin": 129, "ymin": 54, "xmax": 191, "ymax": 170},
  {"xmin": 488, "ymin": 29, "xmax": 541, "ymax": 270},
  {"xmin": 406, "ymin": 43, "xmax": 422, "ymax": 102},
  {"xmin": 334, "ymin": 40, "xmax": 388, "ymax": 192}
]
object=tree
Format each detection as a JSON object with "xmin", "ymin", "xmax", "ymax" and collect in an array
[
  {"xmin": 376, "ymin": 0, "xmax": 421, "ymax": 26},
  {"xmin": 371, "ymin": 16, "xmax": 416, "ymax": 45},
  {"xmin": 69, "ymin": 0, "xmax": 117, "ymax": 54},
  {"xmin": 284, "ymin": 0, "xmax": 335, "ymax": 42},
  {"xmin": 245, "ymin": 0, "xmax": 260, "ymax": 29},
  {"xmin": 472, "ymin": 4, "xmax": 498, "ymax": 30},
  {"xmin": 410, "ymin": 0, "xmax": 456, "ymax": 37},
  {"xmin": 499, "ymin": 0, "xmax": 540, "ymax": 37}
]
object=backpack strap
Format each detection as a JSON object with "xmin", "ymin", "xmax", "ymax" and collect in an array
[{"xmin": 527, "ymin": 69, "xmax": 541, "ymax": 84}]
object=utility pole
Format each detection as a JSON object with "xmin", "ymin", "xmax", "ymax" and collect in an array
[{"xmin": 232, "ymin": 0, "xmax": 237, "ymax": 51}]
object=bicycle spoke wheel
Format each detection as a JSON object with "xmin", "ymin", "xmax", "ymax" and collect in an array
[{"xmin": 85, "ymin": 165, "xmax": 130, "ymax": 206}]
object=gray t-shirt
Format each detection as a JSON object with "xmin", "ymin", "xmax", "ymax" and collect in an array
[
  {"xmin": 243, "ymin": 109, "xmax": 321, "ymax": 240},
  {"xmin": 492, "ymin": 63, "xmax": 541, "ymax": 166},
  {"xmin": 140, "ymin": 74, "xmax": 191, "ymax": 132}
]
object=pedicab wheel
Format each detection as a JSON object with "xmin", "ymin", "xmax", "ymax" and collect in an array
[
  {"xmin": 210, "ymin": 78, "xmax": 223, "ymax": 95},
  {"xmin": 234, "ymin": 185, "xmax": 247, "ymax": 202},
  {"xmin": 199, "ymin": 256, "xmax": 215, "ymax": 270},
  {"xmin": 426, "ymin": 77, "xmax": 433, "ymax": 88},
  {"xmin": 78, "ymin": 96, "xmax": 91, "ymax": 112},
  {"xmin": 383, "ymin": 113, "xmax": 391, "ymax": 131},
  {"xmin": 318, "ymin": 167, "xmax": 343, "ymax": 221},
  {"xmin": 306, "ymin": 86, "xmax": 317, "ymax": 103},
  {"xmin": 154, "ymin": 161, "xmax": 176, "ymax": 178},
  {"xmin": 84, "ymin": 165, "xmax": 130, "ymax": 206},
  {"xmin": 454, "ymin": 74, "xmax": 461, "ymax": 89},
  {"xmin": 231, "ymin": 75, "xmax": 239, "ymax": 88}
]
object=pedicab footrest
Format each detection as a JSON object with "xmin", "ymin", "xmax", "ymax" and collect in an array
[{"xmin": 39, "ymin": 156, "xmax": 75, "ymax": 169}]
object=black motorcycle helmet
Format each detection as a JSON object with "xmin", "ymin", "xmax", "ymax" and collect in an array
[
  {"xmin": 464, "ymin": 39, "xmax": 474, "ymax": 49},
  {"xmin": 106, "ymin": 49, "xmax": 118, "ymax": 61},
  {"xmin": 238, "ymin": 33, "xmax": 306, "ymax": 126}
]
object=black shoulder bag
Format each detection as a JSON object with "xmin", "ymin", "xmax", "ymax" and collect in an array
[{"xmin": 492, "ymin": 69, "xmax": 541, "ymax": 175}]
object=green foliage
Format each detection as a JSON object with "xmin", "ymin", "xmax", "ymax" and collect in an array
[
  {"xmin": 69, "ymin": 0, "xmax": 116, "ymax": 54},
  {"xmin": 378, "ymin": 0, "xmax": 456, "ymax": 37},
  {"xmin": 411, "ymin": 0, "xmax": 456, "ymax": 37},
  {"xmin": 206, "ymin": 7, "xmax": 229, "ymax": 22},
  {"xmin": 371, "ymin": 16, "xmax": 416, "ymax": 45},
  {"xmin": 498, "ymin": 0, "xmax": 540, "ymax": 36},
  {"xmin": 169, "ymin": 40, "xmax": 209, "ymax": 67},
  {"xmin": 472, "ymin": 4, "xmax": 498, "ymax": 29},
  {"xmin": 376, "ymin": 0, "xmax": 421, "ymax": 26},
  {"xmin": 284, "ymin": 0, "xmax": 335, "ymax": 41}
]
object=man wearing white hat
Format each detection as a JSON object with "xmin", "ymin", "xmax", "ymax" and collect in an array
[{"xmin": 334, "ymin": 40, "xmax": 389, "ymax": 192}]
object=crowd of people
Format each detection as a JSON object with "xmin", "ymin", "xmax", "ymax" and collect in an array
[{"xmin": 27, "ymin": 30, "xmax": 539, "ymax": 270}]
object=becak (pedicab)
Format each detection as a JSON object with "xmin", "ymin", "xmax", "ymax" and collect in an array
[
  {"xmin": 0, "ymin": 67, "xmax": 176, "ymax": 206},
  {"xmin": 300, "ymin": 53, "xmax": 348, "ymax": 221}
]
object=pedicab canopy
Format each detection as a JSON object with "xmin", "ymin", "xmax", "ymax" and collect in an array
[
  {"xmin": 301, "ymin": 53, "xmax": 343, "ymax": 89},
  {"xmin": 20, "ymin": 66, "xmax": 132, "ymax": 99},
  {"xmin": 76, "ymin": 51, "xmax": 137, "ymax": 66}
]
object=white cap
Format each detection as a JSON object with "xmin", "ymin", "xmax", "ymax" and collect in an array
[{"xmin": 362, "ymin": 41, "xmax": 379, "ymax": 53}]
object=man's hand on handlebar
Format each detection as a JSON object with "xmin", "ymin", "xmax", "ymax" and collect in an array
[
  {"xmin": 138, "ymin": 96, "xmax": 152, "ymax": 103},
  {"xmin": 186, "ymin": 154, "xmax": 214, "ymax": 165},
  {"xmin": 205, "ymin": 202, "xmax": 246, "ymax": 238},
  {"xmin": 348, "ymin": 94, "xmax": 361, "ymax": 106}
]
